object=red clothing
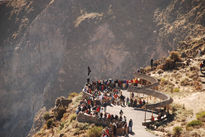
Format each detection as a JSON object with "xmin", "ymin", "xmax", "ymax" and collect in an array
[
  {"xmin": 139, "ymin": 99, "xmax": 142, "ymax": 105},
  {"xmin": 114, "ymin": 94, "xmax": 118, "ymax": 98},
  {"xmin": 136, "ymin": 80, "xmax": 138, "ymax": 84},
  {"xmin": 151, "ymin": 116, "xmax": 154, "ymax": 121},
  {"xmin": 108, "ymin": 114, "xmax": 111, "ymax": 119},
  {"xmin": 87, "ymin": 100, "xmax": 91, "ymax": 105},
  {"xmin": 96, "ymin": 107, "xmax": 100, "ymax": 112},
  {"xmin": 105, "ymin": 129, "xmax": 109, "ymax": 135}
]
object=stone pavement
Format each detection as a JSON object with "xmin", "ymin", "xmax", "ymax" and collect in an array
[{"xmin": 106, "ymin": 90, "xmax": 157, "ymax": 137}]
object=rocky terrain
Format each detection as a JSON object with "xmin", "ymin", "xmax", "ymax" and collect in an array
[
  {"xmin": 0, "ymin": 0, "xmax": 204, "ymax": 137},
  {"xmin": 32, "ymin": 39, "xmax": 205, "ymax": 137}
]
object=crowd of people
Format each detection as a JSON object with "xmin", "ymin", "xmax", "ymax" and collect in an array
[{"xmin": 75, "ymin": 77, "xmax": 153, "ymax": 136}]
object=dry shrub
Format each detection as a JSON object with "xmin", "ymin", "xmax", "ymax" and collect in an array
[
  {"xmin": 68, "ymin": 113, "xmax": 77, "ymax": 124},
  {"xmin": 160, "ymin": 78, "xmax": 168, "ymax": 86},
  {"xmin": 144, "ymin": 66, "xmax": 151, "ymax": 72},
  {"xmin": 194, "ymin": 81, "xmax": 202, "ymax": 90},
  {"xmin": 161, "ymin": 58, "xmax": 175, "ymax": 70},
  {"xmin": 54, "ymin": 106, "xmax": 66, "ymax": 120},
  {"xmin": 180, "ymin": 78, "xmax": 191, "ymax": 86},
  {"xmin": 169, "ymin": 51, "xmax": 182, "ymax": 62},
  {"xmin": 188, "ymin": 71, "xmax": 198, "ymax": 80},
  {"xmin": 43, "ymin": 112, "xmax": 50, "ymax": 121},
  {"xmin": 160, "ymin": 51, "xmax": 183, "ymax": 71},
  {"xmin": 87, "ymin": 126, "xmax": 103, "ymax": 137},
  {"xmin": 157, "ymin": 69, "xmax": 164, "ymax": 74},
  {"xmin": 190, "ymin": 66, "xmax": 199, "ymax": 71}
]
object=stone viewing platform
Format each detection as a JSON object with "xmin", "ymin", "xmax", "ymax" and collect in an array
[{"xmin": 76, "ymin": 72, "xmax": 173, "ymax": 136}]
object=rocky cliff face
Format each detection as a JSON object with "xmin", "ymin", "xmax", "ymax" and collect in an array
[{"xmin": 0, "ymin": 0, "xmax": 204, "ymax": 137}]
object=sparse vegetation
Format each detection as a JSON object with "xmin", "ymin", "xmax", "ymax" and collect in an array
[
  {"xmin": 43, "ymin": 112, "xmax": 50, "ymax": 121},
  {"xmin": 193, "ymin": 81, "xmax": 202, "ymax": 90},
  {"xmin": 161, "ymin": 58, "xmax": 175, "ymax": 70},
  {"xmin": 59, "ymin": 122, "xmax": 65, "ymax": 130},
  {"xmin": 173, "ymin": 126, "xmax": 183, "ymax": 137},
  {"xmin": 54, "ymin": 106, "xmax": 66, "ymax": 120},
  {"xmin": 196, "ymin": 111, "xmax": 205, "ymax": 122},
  {"xmin": 172, "ymin": 88, "xmax": 180, "ymax": 93},
  {"xmin": 87, "ymin": 126, "xmax": 103, "ymax": 137},
  {"xmin": 169, "ymin": 51, "xmax": 182, "ymax": 62},
  {"xmin": 68, "ymin": 113, "xmax": 77, "ymax": 124},
  {"xmin": 68, "ymin": 92, "xmax": 79, "ymax": 100},
  {"xmin": 180, "ymin": 78, "xmax": 191, "ymax": 86},
  {"xmin": 160, "ymin": 51, "xmax": 183, "ymax": 71},
  {"xmin": 186, "ymin": 120, "xmax": 202, "ymax": 130}
]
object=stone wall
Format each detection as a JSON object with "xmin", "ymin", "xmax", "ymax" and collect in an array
[
  {"xmin": 128, "ymin": 73, "xmax": 173, "ymax": 109},
  {"xmin": 77, "ymin": 112, "xmax": 109, "ymax": 126}
]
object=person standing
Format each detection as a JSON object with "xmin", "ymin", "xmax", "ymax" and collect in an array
[
  {"xmin": 150, "ymin": 58, "xmax": 154, "ymax": 68},
  {"xmin": 120, "ymin": 109, "xmax": 123, "ymax": 117},
  {"xmin": 128, "ymin": 119, "xmax": 133, "ymax": 133}
]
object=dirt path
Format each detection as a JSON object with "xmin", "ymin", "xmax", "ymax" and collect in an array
[{"xmin": 106, "ymin": 90, "xmax": 157, "ymax": 137}]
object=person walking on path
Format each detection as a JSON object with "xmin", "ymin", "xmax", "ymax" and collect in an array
[
  {"xmin": 129, "ymin": 119, "xmax": 133, "ymax": 133},
  {"xmin": 120, "ymin": 109, "xmax": 123, "ymax": 117},
  {"xmin": 126, "ymin": 97, "xmax": 129, "ymax": 106}
]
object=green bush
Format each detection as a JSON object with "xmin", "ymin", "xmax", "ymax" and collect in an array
[
  {"xmin": 87, "ymin": 126, "xmax": 103, "ymax": 137},
  {"xmin": 173, "ymin": 126, "xmax": 183, "ymax": 137},
  {"xmin": 43, "ymin": 112, "xmax": 50, "ymax": 121},
  {"xmin": 186, "ymin": 120, "xmax": 202, "ymax": 129},
  {"xmin": 196, "ymin": 111, "xmax": 205, "ymax": 122},
  {"xmin": 46, "ymin": 119, "xmax": 53, "ymax": 129}
]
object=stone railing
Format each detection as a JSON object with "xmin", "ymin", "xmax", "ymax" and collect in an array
[
  {"xmin": 127, "ymin": 72, "xmax": 173, "ymax": 109},
  {"xmin": 77, "ymin": 112, "xmax": 110, "ymax": 126}
]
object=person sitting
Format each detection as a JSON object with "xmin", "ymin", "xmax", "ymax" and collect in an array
[
  {"xmin": 134, "ymin": 99, "xmax": 137, "ymax": 107},
  {"xmin": 157, "ymin": 113, "xmax": 161, "ymax": 120},
  {"xmin": 119, "ymin": 109, "xmax": 123, "ymax": 117},
  {"xmin": 100, "ymin": 113, "xmax": 103, "ymax": 119},
  {"xmin": 124, "ymin": 116, "xmax": 127, "ymax": 122},
  {"xmin": 151, "ymin": 115, "xmax": 155, "ymax": 122},
  {"xmin": 107, "ymin": 113, "xmax": 111, "ymax": 119},
  {"xmin": 119, "ymin": 115, "xmax": 122, "ymax": 121},
  {"xmin": 115, "ymin": 115, "xmax": 118, "ymax": 120}
]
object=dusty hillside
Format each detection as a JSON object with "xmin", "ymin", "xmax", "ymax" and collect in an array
[
  {"xmin": 0, "ymin": 0, "xmax": 205, "ymax": 137},
  {"xmin": 31, "ymin": 40, "xmax": 205, "ymax": 137},
  {"xmin": 145, "ymin": 38, "xmax": 205, "ymax": 136}
]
